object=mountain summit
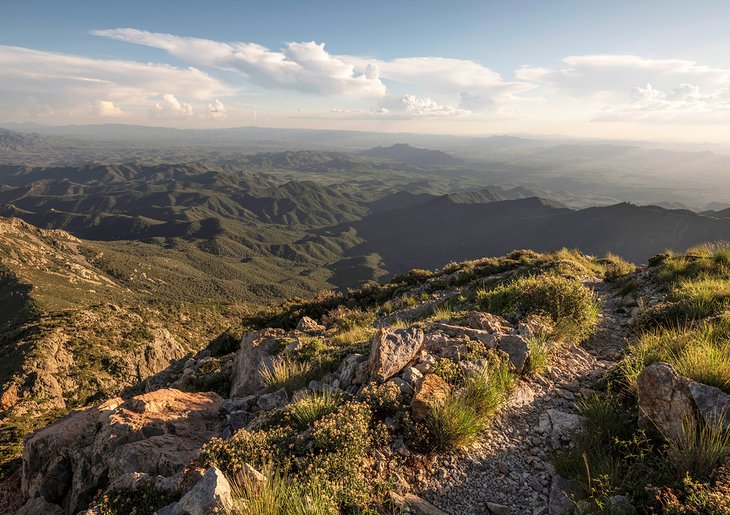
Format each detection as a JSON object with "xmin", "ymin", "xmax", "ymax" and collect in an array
[{"xmin": 361, "ymin": 143, "xmax": 464, "ymax": 166}]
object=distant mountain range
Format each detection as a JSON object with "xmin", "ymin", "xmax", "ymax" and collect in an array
[
  {"xmin": 2, "ymin": 161, "xmax": 730, "ymax": 293},
  {"xmin": 361, "ymin": 143, "xmax": 463, "ymax": 166}
]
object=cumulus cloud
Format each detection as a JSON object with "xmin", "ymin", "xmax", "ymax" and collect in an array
[
  {"xmin": 149, "ymin": 94, "xmax": 193, "ymax": 118},
  {"xmin": 93, "ymin": 28, "xmax": 386, "ymax": 97},
  {"xmin": 204, "ymin": 98, "xmax": 227, "ymax": 119},
  {"xmin": 518, "ymin": 54, "xmax": 730, "ymax": 123},
  {"xmin": 0, "ymin": 44, "xmax": 231, "ymax": 121},
  {"xmin": 92, "ymin": 28, "xmax": 532, "ymax": 112},
  {"xmin": 93, "ymin": 100, "xmax": 124, "ymax": 117},
  {"xmin": 376, "ymin": 95, "xmax": 468, "ymax": 117}
]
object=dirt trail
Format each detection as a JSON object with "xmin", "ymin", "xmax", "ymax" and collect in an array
[{"xmin": 413, "ymin": 280, "xmax": 632, "ymax": 514}]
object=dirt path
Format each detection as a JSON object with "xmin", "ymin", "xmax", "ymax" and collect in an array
[{"xmin": 412, "ymin": 280, "xmax": 632, "ymax": 514}]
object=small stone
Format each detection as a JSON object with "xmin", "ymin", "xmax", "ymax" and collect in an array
[
  {"xmin": 257, "ymin": 388, "xmax": 289, "ymax": 411},
  {"xmin": 177, "ymin": 467, "xmax": 233, "ymax": 515}
]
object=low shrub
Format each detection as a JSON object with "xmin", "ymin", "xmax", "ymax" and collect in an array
[
  {"xmin": 260, "ymin": 355, "xmax": 311, "ymax": 394},
  {"xmin": 229, "ymin": 466, "xmax": 337, "ymax": 515},
  {"xmin": 283, "ymin": 390, "xmax": 342, "ymax": 431},
  {"xmin": 623, "ymin": 318, "xmax": 730, "ymax": 393},
  {"xmin": 657, "ymin": 469, "xmax": 730, "ymax": 514},
  {"xmin": 98, "ymin": 483, "xmax": 177, "ymax": 515},
  {"xmin": 668, "ymin": 417, "xmax": 730, "ymax": 481},
  {"xmin": 477, "ymin": 273, "xmax": 600, "ymax": 342},
  {"xmin": 427, "ymin": 360, "xmax": 514, "ymax": 451},
  {"xmin": 599, "ymin": 253, "xmax": 636, "ymax": 282}
]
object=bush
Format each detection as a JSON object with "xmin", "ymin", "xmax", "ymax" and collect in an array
[
  {"xmin": 99, "ymin": 483, "xmax": 177, "ymax": 515},
  {"xmin": 201, "ymin": 402, "xmax": 386, "ymax": 511},
  {"xmin": 554, "ymin": 393, "xmax": 670, "ymax": 511},
  {"xmin": 623, "ymin": 318, "xmax": 730, "ymax": 393},
  {"xmin": 230, "ymin": 466, "xmax": 337, "ymax": 515},
  {"xmin": 657, "ymin": 470, "xmax": 730, "ymax": 514},
  {"xmin": 599, "ymin": 253, "xmax": 636, "ymax": 282},
  {"xmin": 260, "ymin": 355, "xmax": 311, "ymax": 394},
  {"xmin": 283, "ymin": 390, "xmax": 342, "ymax": 431},
  {"xmin": 477, "ymin": 273, "xmax": 600, "ymax": 342},
  {"xmin": 668, "ymin": 417, "xmax": 730, "ymax": 481},
  {"xmin": 427, "ymin": 360, "xmax": 514, "ymax": 451}
]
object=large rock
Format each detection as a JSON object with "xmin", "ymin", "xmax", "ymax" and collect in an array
[
  {"xmin": 410, "ymin": 374, "xmax": 451, "ymax": 421},
  {"xmin": 497, "ymin": 334, "xmax": 531, "ymax": 374},
  {"xmin": 636, "ymin": 362, "xmax": 695, "ymax": 440},
  {"xmin": 430, "ymin": 323, "xmax": 498, "ymax": 348},
  {"xmin": 257, "ymin": 388, "xmax": 289, "ymax": 411},
  {"xmin": 22, "ymin": 389, "xmax": 223, "ymax": 514},
  {"xmin": 176, "ymin": 467, "xmax": 233, "ymax": 515},
  {"xmin": 368, "ymin": 328, "xmax": 424, "ymax": 382},
  {"xmin": 687, "ymin": 380, "xmax": 730, "ymax": 431},
  {"xmin": 229, "ymin": 329, "xmax": 284, "ymax": 398},
  {"xmin": 16, "ymin": 496, "xmax": 65, "ymax": 515},
  {"xmin": 549, "ymin": 475, "xmax": 580, "ymax": 515},
  {"xmin": 296, "ymin": 316, "xmax": 325, "ymax": 333},
  {"xmin": 466, "ymin": 311, "xmax": 509, "ymax": 333}
]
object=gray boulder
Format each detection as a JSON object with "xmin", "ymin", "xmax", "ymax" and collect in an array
[
  {"xmin": 497, "ymin": 334, "xmax": 531, "ymax": 373},
  {"xmin": 229, "ymin": 329, "xmax": 284, "ymax": 398},
  {"xmin": 257, "ymin": 388, "xmax": 289, "ymax": 411},
  {"xmin": 636, "ymin": 362, "xmax": 695, "ymax": 440},
  {"xmin": 368, "ymin": 328, "xmax": 424, "ymax": 382},
  {"xmin": 176, "ymin": 467, "xmax": 233, "ymax": 515}
]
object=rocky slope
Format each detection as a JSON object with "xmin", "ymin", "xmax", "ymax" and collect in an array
[
  {"xmin": 0, "ymin": 217, "xmax": 247, "ymax": 480},
  {"xmin": 3, "ymin": 246, "xmax": 730, "ymax": 514}
]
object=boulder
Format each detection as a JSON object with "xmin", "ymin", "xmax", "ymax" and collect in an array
[
  {"xmin": 257, "ymin": 388, "xmax": 289, "ymax": 411},
  {"xmin": 636, "ymin": 362, "xmax": 695, "ymax": 440},
  {"xmin": 229, "ymin": 329, "xmax": 284, "ymax": 398},
  {"xmin": 22, "ymin": 389, "xmax": 223, "ymax": 513},
  {"xmin": 176, "ymin": 467, "xmax": 233, "ymax": 515},
  {"xmin": 402, "ymin": 366, "xmax": 423, "ymax": 387},
  {"xmin": 338, "ymin": 353, "xmax": 366, "ymax": 388},
  {"xmin": 296, "ymin": 316, "xmax": 325, "ymax": 333},
  {"xmin": 431, "ymin": 323, "xmax": 499, "ymax": 348},
  {"xmin": 686, "ymin": 380, "xmax": 730, "ymax": 431},
  {"xmin": 368, "ymin": 328, "xmax": 424, "ymax": 382},
  {"xmin": 497, "ymin": 334, "xmax": 531, "ymax": 373},
  {"xmin": 546, "ymin": 409, "xmax": 586, "ymax": 446},
  {"xmin": 549, "ymin": 475, "xmax": 580, "ymax": 515},
  {"xmin": 466, "ymin": 312, "xmax": 509, "ymax": 333},
  {"xmin": 410, "ymin": 374, "xmax": 451, "ymax": 421}
]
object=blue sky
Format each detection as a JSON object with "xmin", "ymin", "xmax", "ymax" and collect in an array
[{"xmin": 2, "ymin": 1, "xmax": 730, "ymax": 140}]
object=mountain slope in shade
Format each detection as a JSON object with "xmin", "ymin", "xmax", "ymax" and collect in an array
[
  {"xmin": 361, "ymin": 143, "xmax": 464, "ymax": 166},
  {"xmin": 348, "ymin": 197, "xmax": 730, "ymax": 272}
]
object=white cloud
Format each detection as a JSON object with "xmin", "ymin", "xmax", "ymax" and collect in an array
[
  {"xmin": 0, "ymin": 44, "xmax": 231, "ymax": 122},
  {"xmin": 149, "ymin": 94, "xmax": 193, "ymax": 118},
  {"xmin": 205, "ymin": 98, "xmax": 227, "ymax": 119},
  {"xmin": 518, "ymin": 54, "xmax": 730, "ymax": 123},
  {"xmin": 376, "ymin": 95, "xmax": 467, "ymax": 117},
  {"xmin": 93, "ymin": 100, "xmax": 124, "ymax": 117},
  {"xmin": 93, "ymin": 28, "xmax": 386, "ymax": 97}
]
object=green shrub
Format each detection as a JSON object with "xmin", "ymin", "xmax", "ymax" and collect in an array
[
  {"xmin": 201, "ymin": 402, "xmax": 386, "ymax": 511},
  {"xmin": 554, "ymin": 393, "xmax": 670, "ymax": 510},
  {"xmin": 599, "ymin": 253, "xmax": 637, "ymax": 282},
  {"xmin": 477, "ymin": 273, "xmax": 600, "ymax": 342},
  {"xmin": 99, "ymin": 483, "xmax": 177, "ymax": 515},
  {"xmin": 260, "ymin": 355, "xmax": 311, "ymax": 394},
  {"xmin": 525, "ymin": 335, "xmax": 552, "ymax": 374},
  {"xmin": 427, "ymin": 360, "xmax": 514, "ymax": 451},
  {"xmin": 668, "ymin": 417, "xmax": 730, "ymax": 480},
  {"xmin": 359, "ymin": 382, "xmax": 403, "ymax": 419},
  {"xmin": 284, "ymin": 390, "xmax": 342, "ymax": 431},
  {"xmin": 229, "ymin": 466, "xmax": 336, "ymax": 515},
  {"xmin": 623, "ymin": 318, "xmax": 730, "ymax": 393},
  {"xmin": 657, "ymin": 469, "xmax": 730, "ymax": 514}
]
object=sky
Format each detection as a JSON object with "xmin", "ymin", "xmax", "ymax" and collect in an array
[{"xmin": 2, "ymin": 0, "xmax": 730, "ymax": 141}]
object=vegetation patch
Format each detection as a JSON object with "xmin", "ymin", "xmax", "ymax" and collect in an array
[{"xmin": 476, "ymin": 273, "xmax": 600, "ymax": 342}]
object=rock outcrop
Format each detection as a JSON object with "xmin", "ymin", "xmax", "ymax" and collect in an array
[
  {"xmin": 229, "ymin": 329, "xmax": 284, "ymax": 398},
  {"xmin": 20, "ymin": 389, "xmax": 223, "ymax": 514}
]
